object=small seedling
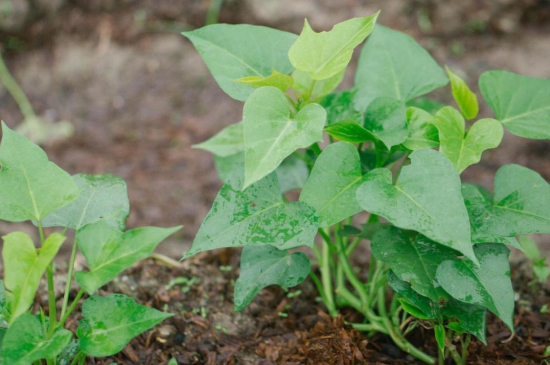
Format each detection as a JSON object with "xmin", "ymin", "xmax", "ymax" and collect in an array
[
  {"xmin": 184, "ymin": 13, "xmax": 550, "ymax": 365},
  {"xmin": 0, "ymin": 123, "xmax": 181, "ymax": 364}
]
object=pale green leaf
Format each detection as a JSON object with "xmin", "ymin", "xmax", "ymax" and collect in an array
[
  {"xmin": 292, "ymin": 68, "xmax": 345, "ymax": 100},
  {"xmin": 0, "ymin": 122, "xmax": 80, "ymax": 222},
  {"xmin": 518, "ymin": 235, "xmax": 540, "ymax": 261},
  {"xmin": 3, "ymin": 232, "xmax": 65, "ymax": 323},
  {"xmin": 75, "ymin": 222, "xmax": 181, "ymax": 294},
  {"xmin": 235, "ymin": 70, "xmax": 294, "ymax": 92},
  {"xmin": 194, "ymin": 122, "xmax": 244, "ymax": 157},
  {"xmin": 183, "ymin": 24, "xmax": 297, "ymax": 101},
  {"xmin": 234, "ymin": 246, "xmax": 310, "ymax": 311},
  {"xmin": 402, "ymin": 107, "xmax": 439, "ymax": 150},
  {"xmin": 431, "ymin": 107, "xmax": 503, "ymax": 173},
  {"xmin": 276, "ymin": 155, "xmax": 309, "ymax": 193},
  {"xmin": 354, "ymin": 25, "xmax": 448, "ymax": 112},
  {"xmin": 480, "ymin": 70, "xmax": 550, "ymax": 140},
  {"xmin": 356, "ymin": 149, "xmax": 477, "ymax": 263},
  {"xmin": 243, "ymin": 87, "xmax": 326, "ymax": 189},
  {"xmin": 214, "ymin": 152, "xmax": 244, "ymax": 188},
  {"xmin": 185, "ymin": 173, "xmax": 318, "ymax": 258},
  {"xmin": 289, "ymin": 14, "xmax": 379, "ymax": 80},
  {"xmin": 77, "ymin": 294, "xmax": 172, "ymax": 357},
  {"xmin": 42, "ymin": 174, "xmax": 129, "ymax": 230},
  {"xmin": 446, "ymin": 67, "xmax": 479, "ymax": 120}
]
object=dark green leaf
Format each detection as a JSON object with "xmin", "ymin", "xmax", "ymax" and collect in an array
[
  {"xmin": 388, "ymin": 270, "xmax": 437, "ymax": 320},
  {"xmin": 56, "ymin": 340, "xmax": 80, "ymax": 365},
  {"xmin": 324, "ymin": 120, "xmax": 375, "ymax": 143},
  {"xmin": 234, "ymin": 246, "xmax": 310, "ymax": 311},
  {"xmin": 363, "ymin": 97, "xmax": 408, "ymax": 149},
  {"xmin": 441, "ymin": 300, "xmax": 486, "ymax": 344},
  {"xmin": 434, "ymin": 324, "xmax": 446, "ymax": 352},
  {"xmin": 402, "ymin": 107, "xmax": 439, "ymax": 151},
  {"xmin": 320, "ymin": 89, "xmax": 363, "ymax": 125}
]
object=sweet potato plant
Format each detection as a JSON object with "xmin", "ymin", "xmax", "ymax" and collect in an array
[
  {"xmin": 0, "ymin": 123, "xmax": 180, "ymax": 365},
  {"xmin": 185, "ymin": 13, "xmax": 550, "ymax": 365}
]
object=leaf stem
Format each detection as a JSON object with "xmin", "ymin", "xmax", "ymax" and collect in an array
[
  {"xmin": 60, "ymin": 232, "xmax": 78, "ymax": 321},
  {"xmin": 38, "ymin": 222, "xmax": 58, "ymax": 338},
  {"xmin": 319, "ymin": 229, "xmax": 337, "ymax": 317},
  {"xmin": 58, "ymin": 288, "xmax": 85, "ymax": 329},
  {"xmin": 0, "ymin": 50, "xmax": 37, "ymax": 119}
]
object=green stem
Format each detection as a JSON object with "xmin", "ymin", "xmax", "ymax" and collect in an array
[
  {"xmin": 321, "ymin": 238, "xmax": 337, "ymax": 317},
  {"xmin": 0, "ymin": 51, "xmax": 37, "ymax": 118},
  {"xmin": 58, "ymin": 289, "xmax": 85, "ymax": 329},
  {"xmin": 38, "ymin": 222, "xmax": 58, "ymax": 338},
  {"xmin": 338, "ymin": 242, "xmax": 368, "ymax": 306},
  {"xmin": 60, "ymin": 233, "xmax": 78, "ymax": 321},
  {"xmin": 205, "ymin": 0, "xmax": 224, "ymax": 25}
]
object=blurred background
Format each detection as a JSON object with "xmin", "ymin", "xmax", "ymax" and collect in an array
[{"xmin": 0, "ymin": 0, "xmax": 549, "ymax": 257}]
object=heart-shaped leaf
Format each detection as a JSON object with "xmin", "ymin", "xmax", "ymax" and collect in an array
[
  {"xmin": 356, "ymin": 149, "xmax": 476, "ymax": 263},
  {"xmin": 0, "ymin": 122, "xmax": 80, "ymax": 223},
  {"xmin": 235, "ymin": 70, "xmax": 294, "ymax": 92},
  {"xmin": 276, "ymin": 155, "xmax": 309, "ymax": 193},
  {"xmin": 289, "ymin": 14, "xmax": 379, "ymax": 80},
  {"xmin": 185, "ymin": 173, "xmax": 318, "ymax": 258},
  {"xmin": 243, "ymin": 86, "xmax": 326, "ymax": 189},
  {"xmin": 436, "ymin": 243, "xmax": 513, "ymax": 330},
  {"xmin": 364, "ymin": 97, "xmax": 408, "ymax": 149},
  {"xmin": 480, "ymin": 70, "xmax": 550, "ymax": 140},
  {"xmin": 234, "ymin": 246, "xmax": 310, "ymax": 311},
  {"xmin": 321, "ymin": 89, "xmax": 363, "ymax": 125},
  {"xmin": 431, "ymin": 107, "xmax": 503, "ymax": 173},
  {"xmin": 183, "ymin": 24, "xmax": 297, "ymax": 101},
  {"xmin": 300, "ymin": 142, "xmax": 374, "ymax": 227},
  {"xmin": 77, "ymin": 294, "xmax": 172, "ymax": 357},
  {"xmin": 354, "ymin": 26, "xmax": 448, "ymax": 112},
  {"xmin": 402, "ymin": 107, "xmax": 439, "ymax": 151},
  {"xmin": 194, "ymin": 122, "xmax": 244, "ymax": 157},
  {"xmin": 462, "ymin": 165, "xmax": 550, "ymax": 239},
  {"xmin": 446, "ymin": 67, "xmax": 479, "ymax": 120},
  {"xmin": 0, "ymin": 314, "xmax": 72, "ymax": 365},
  {"xmin": 42, "ymin": 174, "xmax": 130, "ymax": 231},
  {"xmin": 75, "ymin": 222, "xmax": 181, "ymax": 294},
  {"xmin": 3, "ymin": 232, "xmax": 65, "ymax": 323},
  {"xmin": 371, "ymin": 226, "xmax": 456, "ymax": 301}
]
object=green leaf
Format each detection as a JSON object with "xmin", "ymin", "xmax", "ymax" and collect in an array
[
  {"xmin": 183, "ymin": 24, "xmax": 297, "ymax": 101},
  {"xmin": 446, "ymin": 67, "xmax": 479, "ymax": 120},
  {"xmin": 185, "ymin": 173, "xmax": 318, "ymax": 258},
  {"xmin": 300, "ymin": 142, "xmax": 372, "ymax": 227},
  {"xmin": 0, "ymin": 122, "xmax": 80, "ymax": 222},
  {"xmin": 292, "ymin": 68, "xmax": 345, "ymax": 100},
  {"xmin": 42, "ymin": 174, "xmax": 129, "ymax": 231},
  {"xmin": 364, "ymin": 97, "xmax": 408, "ymax": 149},
  {"xmin": 0, "ymin": 314, "xmax": 72, "ymax": 365},
  {"xmin": 339, "ymin": 222, "xmax": 392, "ymax": 240},
  {"xmin": 214, "ymin": 152, "xmax": 244, "ymax": 188},
  {"xmin": 518, "ymin": 235, "xmax": 540, "ymax": 261},
  {"xmin": 77, "ymin": 294, "xmax": 172, "ymax": 357},
  {"xmin": 288, "ymin": 14, "xmax": 379, "ymax": 80},
  {"xmin": 402, "ymin": 107, "xmax": 439, "ymax": 151},
  {"xmin": 243, "ymin": 87, "xmax": 326, "ymax": 189},
  {"xmin": 436, "ymin": 243, "xmax": 514, "ymax": 330},
  {"xmin": 75, "ymin": 222, "xmax": 181, "ymax": 294},
  {"xmin": 235, "ymin": 70, "xmax": 294, "ymax": 92},
  {"xmin": 462, "ymin": 165, "xmax": 550, "ymax": 239},
  {"xmin": 406, "ymin": 98, "xmax": 445, "ymax": 115},
  {"xmin": 194, "ymin": 122, "xmax": 244, "ymax": 157},
  {"xmin": 320, "ymin": 89, "xmax": 363, "ymax": 125},
  {"xmin": 276, "ymin": 155, "xmax": 309, "ymax": 193},
  {"xmin": 356, "ymin": 149, "xmax": 477, "ymax": 263},
  {"xmin": 3, "ymin": 232, "xmax": 65, "ymax": 323},
  {"xmin": 431, "ymin": 107, "xmax": 503, "ymax": 173},
  {"xmin": 371, "ymin": 226, "xmax": 456, "ymax": 301},
  {"xmin": 387, "ymin": 271, "xmax": 437, "ymax": 319},
  {"xmin": 234, "ymin": 246, "xmax": 310, "ymax": 311},
  {"xmin": 440, "ymin": 300, "xmax": 486, "ymax": 344},
  {"xmin": 480, "ymin": 70, "xmax": 550, "ymax": 140},
  {"xmin": 354, "ymin": 26, "xmax": 448, "ymax": 112},
  {"xmin": 434, "ymin": 324, "xmax": 446, "ymax": 352},
  {"xmin": 56, "ymin": 340, "xmax": 80, "ymax": 365},
  {"xmin": 324, "ymin": 120, "xmax": 375, "ymax": 143}
]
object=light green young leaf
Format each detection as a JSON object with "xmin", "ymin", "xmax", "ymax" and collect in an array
[
  {"xmin": 243, "ymin": 87, "xmax": 326, "ymax": 189},
  {"xmin": 289, "ymin": 14, "xmax": 379, "ymax": 80},
  {"xmin": 434, "ymin": 324, "xmax": 446, "ymax": 352},
  {"xmin": 518, "ymin": 235, "xmax": 540, "ymax": 261},
  {"xmin": 183, "ymin": 24, "xmax": 297, "ymax": 101},
  {"xmin": 0, "ymin": 122, "xmax": 80, "ymax": 222},
  {"xmin": 462, "ymin": 165, "xmax": 550, "ymax": 239},
  {"xmin": 194, "ymin": 122, "xmax": 244, "ymax": 157},
  {"xmin": 300, "ymin": 142, "xmax": 371, "ymax": 227},
  {"xmin": 371, "ymin": 226, "xmax": 456, "ymax": 301},
  {"xmin": 356, "ymin": 149, "xmax": 477, "ymax": 263},
  {"xmin": 292, "ymin": 68, "xmax": 345, "ymax": 100},
  {"xmin": 234, "ymin": 246, "xmax": 310, "ymax": 311},
  {"xmin": 75, "ymin": 222, "xmax": 181, "ymax": 294},
  {"xmin": 320, "ymin": 89, "xmax": 363, "ymax": 125},
  {"xmin": 364, "ymin": 97, "xmax": 408, "ymax": 149},
  {"xmin": 276, "ymin": 155, "xmax": 309, "ymax": 193},
  {"xmin": 480, "ymin": 70, "xmax": 550, "ymax": 140},
  {"xmin": 402, "ymin": 107, "xmax": 439, "ymax": 151},
  {"xmin": 3, "ymin": 232, "xmax": 65, "ymax": 323},
  {"xmin": 0, "ymin": 314, "xmax": 72, "ymax": 365},
  {"xmin": 235, "ymin": 70, "xmax": 294, "ymax": 92},
  {"xmin": 323, "ymin": 120, "xmax": 375, "ymax": 143},
  {"xmin": 185, "ymin": 173, "xmax": 318, "ymax": 258},
  {"xmin": 42, "ymin": 174, "xmax": 129, "ymax": 231},
  {"xmin": 354, "ymin": 26, "xmax": 448, "ymax": 112},
  {"xmin": 431, "ymin": 107, "xmax": 503, "ymax": 173},
  {"xmin": 77, "ymin": 294, "xmax": 172, "ymax": 357},
  {"xmin": 436, "ymin": 243, "xmax": 514, "ymax": 330},
  {"xmin": 446, "ymin": 67, "xmax": 479, "ymax": 120}
]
